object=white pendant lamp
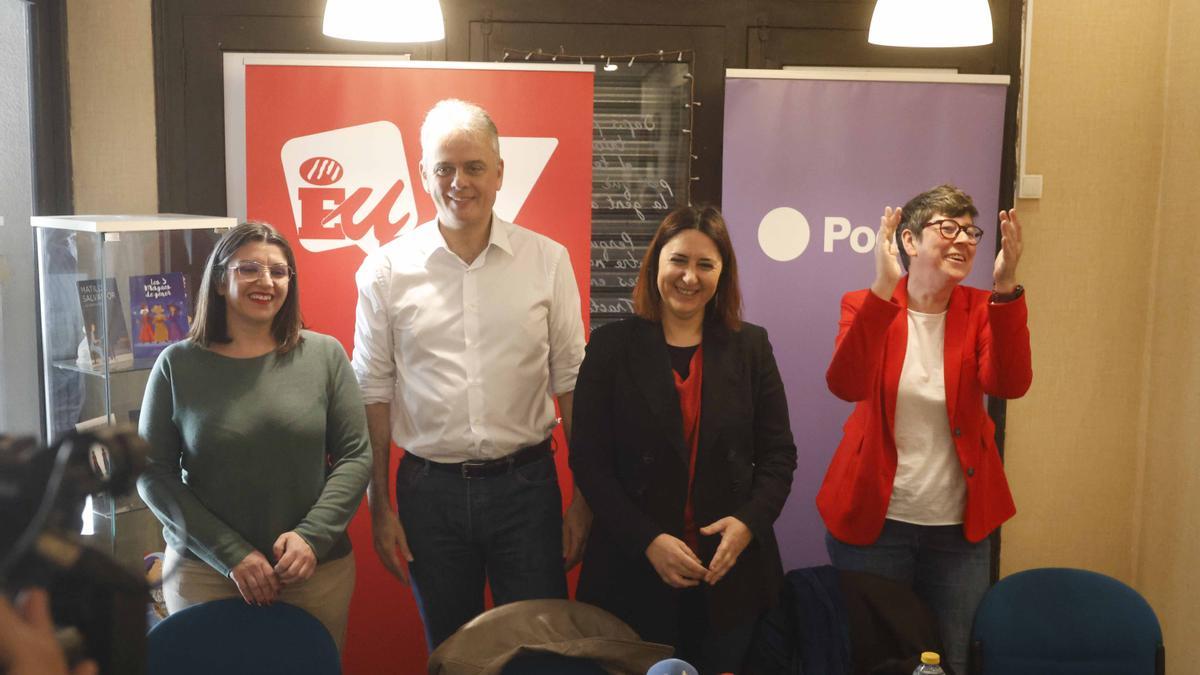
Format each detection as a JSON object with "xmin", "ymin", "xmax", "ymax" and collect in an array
[
  {"xmin": 868, "ymin": 0, "xmax": 993, "ymax": 48},
  {"xmin": 323, "ymin": 0, "xmax": 445, "ymax": 43}
]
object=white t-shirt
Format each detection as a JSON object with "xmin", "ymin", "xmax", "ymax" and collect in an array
[{"xmin": 886, "ymin": 308, "xmax": 967, "ymax": 525}]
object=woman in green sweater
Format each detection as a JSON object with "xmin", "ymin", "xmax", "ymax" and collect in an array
[{"xmin": 137, "ymin": 222, "xmax": 371, "ymax": 651}]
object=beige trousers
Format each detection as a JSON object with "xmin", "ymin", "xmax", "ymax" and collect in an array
[{"xmin": 162, "ymin": 548, "xmax": 355, "ymax": 652}]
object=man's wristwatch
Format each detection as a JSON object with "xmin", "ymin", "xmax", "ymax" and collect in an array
[{"xmin": 990, "ymin": 284, "xmax": 1024, "ymax": 303}]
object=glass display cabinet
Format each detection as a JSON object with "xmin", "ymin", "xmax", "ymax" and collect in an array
[{"xmin": 33, "ymin": 214, "xmax": 234, "ymax": 567}]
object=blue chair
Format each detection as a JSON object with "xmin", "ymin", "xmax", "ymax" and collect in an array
[
  {"xmin": 969, "ymin": 568, "xmax": 1164, "ymax": 675},
  {"xmin": 147, "ymin": 598, "xmax": 340, "ymax": 675}
]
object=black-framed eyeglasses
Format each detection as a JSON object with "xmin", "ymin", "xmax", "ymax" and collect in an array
[
  {"xmin": 922, "ymin": 219, "xmax": 984, "ymax": 245},
  {"xmin": 225, "ymin": 260, "xmax": 294, "ymax": 281}
]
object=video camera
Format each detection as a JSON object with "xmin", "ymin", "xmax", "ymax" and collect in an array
[{"xmin": 1, "ymin": 427, "xmax": 150, "ymax": 674}]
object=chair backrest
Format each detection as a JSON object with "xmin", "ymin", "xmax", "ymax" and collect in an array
[
  {"xmin": 147, "ymin": 598, "xmax": 341, "ymax": 675},
  {"xmin": 970, "ymin": 567, "xmax": 1163, "ymax": 675}
]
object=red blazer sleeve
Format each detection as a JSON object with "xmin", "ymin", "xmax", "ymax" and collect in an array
[
  {"xmin": 977, "ymin": 293, "xmax": 1033, "ymax": 399},
  {"xmin": 826, "ymin": 289, "xmax": 903, "ymax": 402}
]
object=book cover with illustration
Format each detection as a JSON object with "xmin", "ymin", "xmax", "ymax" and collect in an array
[
  {"xmin": 76, "ymin": 278, "xmax": 133, "ymax": 369},
  {"xmin": 129, "ymin": 272, "xmax": 191, "ymax": 360}
]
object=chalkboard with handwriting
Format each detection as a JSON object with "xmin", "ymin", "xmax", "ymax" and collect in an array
[{"xmin": 589, "ymin": 62, "xmax": 692, "ymax": 329}]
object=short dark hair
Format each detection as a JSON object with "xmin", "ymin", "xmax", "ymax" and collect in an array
[
  {"xmin": 632, "ymin": 206, "xmax": 742, "ymax": 331},
  {"xmin": 896, "ymin": 184, "xmax": 980, "ymax": 271},
  {"xmin": 189, "ymin": 221, "xmax": 304, "ymax": 353}
]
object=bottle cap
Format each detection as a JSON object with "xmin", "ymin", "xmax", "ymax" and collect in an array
[{"xmin": 921, "ymin": 652, "xmax": 941, "ymax": 665}]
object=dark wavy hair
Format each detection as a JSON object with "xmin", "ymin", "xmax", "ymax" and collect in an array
[
  {"xmin": 632, "ymin": 205, "xmax": 742, "ymax": 331},
  {"xmin": 188, "ymin": 221, "xmax": 304, "ymax": 354},
  {"xmin": 896, "ymin": 184, "xmax": 980, "ymax": 271}
]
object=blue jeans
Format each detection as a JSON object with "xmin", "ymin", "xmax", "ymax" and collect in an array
[
  {"xmin": 396, "ymin": 450, "xmax": 567, "ymax": 649},
  {"xmin": 825, "ymin": 520, "xmax": 991, "ymax": 675}
]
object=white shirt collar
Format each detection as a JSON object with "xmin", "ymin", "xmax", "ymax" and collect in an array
[{"xmin": 415, "ymin": 213, "xmax": 514, "ymax": 264}]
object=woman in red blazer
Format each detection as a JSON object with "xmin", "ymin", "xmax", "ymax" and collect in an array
[{"xmin": 817, "ymin": 185, "xmax": 1031, "ymax": 675}]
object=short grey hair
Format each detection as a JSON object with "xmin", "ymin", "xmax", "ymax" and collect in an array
[
  {"xmin": 896, "ymin": 184, "xmax": 979, "ymax": 271},
  {"xmin": 419, "ymin": 99, "xmax": 500, "ymax": 159}
]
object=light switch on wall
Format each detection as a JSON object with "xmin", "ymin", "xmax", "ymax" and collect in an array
[{"xmin": 1019, "ymin": 174, "xmax": 1044, "ymax": 199}]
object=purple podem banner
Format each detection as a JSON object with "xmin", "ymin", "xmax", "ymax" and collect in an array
[{"xmin": 721, "ymin": 71, "xmax": 1010, "ymax": 569}]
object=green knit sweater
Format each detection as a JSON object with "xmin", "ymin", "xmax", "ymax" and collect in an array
[{"xmin": 137, "ymin": 331, "xmax": 371, "ymax": 576}]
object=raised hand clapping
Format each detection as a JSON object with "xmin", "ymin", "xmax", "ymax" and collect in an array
[
  {"xmin": 871, "ymin": 206, "xmax": 904, "ymax": 300},
  {"xmin": 993, "ymin": 209, "xmax": 1024, "ymax": 293}
]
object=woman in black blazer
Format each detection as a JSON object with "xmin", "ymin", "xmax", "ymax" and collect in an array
[{"xmin": 570, "ymin": 206, "xmax": 797, "ymax": 672}]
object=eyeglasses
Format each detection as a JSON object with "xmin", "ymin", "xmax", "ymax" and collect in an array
[
  {"xmin": 225, "ymin": 260, "xmax": 294, "ymax": 281},
  {"xmin": 922, "ymin": 219, "xmax": 984, "ymax": 244}
]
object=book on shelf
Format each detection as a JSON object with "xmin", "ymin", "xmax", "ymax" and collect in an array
[
  {"xmin": 75, "ymin": 278, "xmax": 133, "ymax": 370},
  {"xmin": 129, "ymin": 272, "xmax": 191, "ymax": 360}
]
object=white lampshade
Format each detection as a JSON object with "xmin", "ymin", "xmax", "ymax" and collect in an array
[
  {"xmin": 868, "ymin": 0, "xmax": 993, "ymax": 48},
  {"xmin": 323, "ymin": 0, "xmax": 445, "ymax": 43}
]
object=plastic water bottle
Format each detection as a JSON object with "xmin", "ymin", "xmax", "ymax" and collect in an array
[{"xmin": 913, "ymin": 651, "xmax": 946, "ymax": 675}]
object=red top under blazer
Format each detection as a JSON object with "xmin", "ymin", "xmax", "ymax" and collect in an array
[{"xmin": 817, "ymin": 276, "xmax": 1032, "ymax": 545}]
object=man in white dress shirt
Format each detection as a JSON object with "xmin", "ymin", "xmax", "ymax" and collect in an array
[{"xmin": 352, "ymin": 99, "xmax": 591, "ymax": 649}]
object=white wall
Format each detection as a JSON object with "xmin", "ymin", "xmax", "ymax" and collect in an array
[
  {"xmin": 1002, "ymin": 0, "xmax": 1199, "ymax": 663},
  {"xmin": 0, "ymin": 0, "xmax": 39, "ymax": 437}
]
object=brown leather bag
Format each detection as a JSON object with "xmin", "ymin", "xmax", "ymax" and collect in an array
[{"xmin": 427, "ymin": 599, "xmax": 674, "ymax": 675}]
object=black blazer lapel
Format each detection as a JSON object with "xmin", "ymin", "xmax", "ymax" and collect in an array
[
  {"xmin": 626, "ymin": 319, "xmax": 688, "ymax": 461},
  {"xmin": 698, "ymin": 322, "xmax": 739, "ymax": 465}
]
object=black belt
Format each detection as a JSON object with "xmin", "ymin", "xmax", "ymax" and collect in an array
[{"xmin": 415, "ymin": 438, "xmax": 552, "ymax": 479}]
